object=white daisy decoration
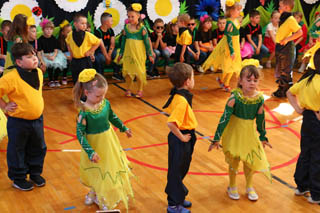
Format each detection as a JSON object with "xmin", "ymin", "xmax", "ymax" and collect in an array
[
  {"xmin": 0, "ymin": 0, "xmax": 42, "ymax": 25},
  {"xmin": 147, "ymin": 0, "xmax": 180, "ymax": 24},
  {"xmin": 303, "ymin": 0, "xmax": 319, "ymax": 4},
  {"xmin": 54, "ymin": 0, "xmax": 89, "ymax": 12},
  {"xmin": 221, "ymin": 0, "xmax": 247, "ymax": 13},
  {"xmin": 94, "ymin": 0, "xmax": 126, "ymax": 35}
]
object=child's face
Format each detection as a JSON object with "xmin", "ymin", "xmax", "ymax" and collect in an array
[
  {"xmin": 43, "ymin": 27, "xmax": 53, "ymax": 37},
  {"xmin": 28, "ymin": 27, "xmax": 37, "ymax": 41},
  {"xmin": 185, "ymin": 71, "xmax": 194, "ymax": 90},
  {"xmin": 271, "ymin": 13, "xmax": 280, "ymax": 25},
  {"xmin": 279, "ymin": 1, "xmax": 291, "ymax": 13},
  {"xmin": 75, "ymin": 17, "xmax": 87, "ymax": 31},
  {"xmin": 86, "ymin": 24, "xmax": 91, "ymax": 32},
  {"xmin": 85, "ymin": 86, "xmax": 107, "ymax": 105},
  {"xmin": 239, "ymin": 72, "xmax": 259, "ymax": 93},
  {"xmin": 231, "ymin": 6, "xmax": 242, "ymax": 18},
  {"xmin": 203, "ymin": 21, "xmax": 212, "ymax": 30},
  {"xmin": 153, "ymin": 22, "xmax": 165, "ymax": 34},
  {"xmin": 187, "ymin": 19, "xmax": 196, "ymax": 31},
  {"xmin": 294, "ymin": 15, "xmax": 302, "ymax": 23},
  {"xmin": 127, "ymin": 11, "xmax": 139, "ymax": 25},
  {"xmin": 103, "ymin": 17, "xmax": 113, "ymax": 28},
  {"xmin": 172, "ymin": 24, "xmax": 178, "ymax": 34},
  {"xmin": 1, "ymin": 26, "xmax": 10, "ymax": 39},
  {"xmin": 62, "ymin": 26, "xmax": 72, "ymax": 36},
  {"xmin": 16, "ymin": 52, "xmax": 38, "ymax": 70},
  {"xmin": 250, "ymin": 15, "xmax": 260, "ymax": 25},
  {"xmin": 218, "ymin": 19, "xmax": 226, "ymax": 31}
]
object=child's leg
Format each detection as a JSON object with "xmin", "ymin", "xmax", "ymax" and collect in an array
[
  {"xmin": 54, "ymin": 68, "xmax": 61, "ymax": 82},
  {"xmin": 228, "ymin": 157, "xmax": 240, "ymax": 188},
  {"xmin": 243, "ymin": 163, "xmax": 254, "ymax": 188},
  {"xmin": 47, "ymin": 67, "xmax": 54, "ymax": 82},
  {"xmin": 221, "ymin": 72, "xmax": 233, "ymax": 87},
  {"xmin": 125, "ymin": 75, "xmax": 133, "ymax": 92},
  {"xmin": 136, "ymin": 77, "xmax": 143, "ymax": 92}
]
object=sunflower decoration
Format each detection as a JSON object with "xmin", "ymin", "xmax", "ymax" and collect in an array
[
  {"xmin": 0, "ymin": 0, "xmax": 42, "ymax": 25},
  {"xmin": 195, "ymin": 0, "xmax": 220, "ymax": 21},
  {"xmin": 303, "ymin": 0, "xmax": 319, "ymax": 4},
  {"xmin": 54, "ymin": 0, "xmax": 89, "ymax": 12},
  {"xmin": 147, "ymin": 0, "xmax": 180, "ymax": 24},
  {"xmin": 221, "ymin": 0, "xmax": 247, "ymax": 13},
  {"xmin": 94, "ymin": 0, "xmax": 126, "ymax": 35}
]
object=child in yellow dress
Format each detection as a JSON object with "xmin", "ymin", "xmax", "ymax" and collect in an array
[
  {"xmin": 209, "ymin": 65, "xmax": 272, "ymax": 201},
  {"xmin": 73, "ymin": 69, "xmax": 133, "ymax": 211},
  {"xmin": 119, "ymin": 3, "xmax": 154, "ymax": 98},
  {"xmin": 201, "ymin": 0, "xmax": 242, "ymax": 92}
]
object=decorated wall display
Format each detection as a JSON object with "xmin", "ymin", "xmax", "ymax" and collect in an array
[
  {"xmin": 0, "ymin": 0, "xmax": 42, "ymax": 25},
  {"xmin": 220, "ymin": 0, "xmax": 247, "ymax": 12},
  {"xmin": 147, "ymin": 0, "xmax": 180, "ymax": 24},
  {"xmin": 54, "ymin": 0, "xmax": 89, "ymax": 12},
  {"xmin": 93, "ymin": 0, "xmax": 126, "ymax": 35},
  {"xmin": 195, "ymin": 0, "xmax": 220, "ymax": 21}
]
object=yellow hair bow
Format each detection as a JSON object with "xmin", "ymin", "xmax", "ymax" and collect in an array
[
  {"xmin": 27, "ymin": 16, "xmax": 35, "ymax": 26},
  {"xmin": 132, "ymin": 3, "xmax": 142, "ymax": 12},
  {"xmin": 241, "ymin": 59, "xmax": 260, "ymax": 68},
  {"xmin": 226, "ymin": 0, "xmax": 235, "ymax": 7},
  {"xmin": 59, "ymin": 20, "xmax": 69, "ymax": 29},
  {"xmin": 171, "ymin": 17, "xmax": 177, "ymax": 24},
  {"xmin": 79, "ymin": 69, "xmax": 97, "ymax": 83}
]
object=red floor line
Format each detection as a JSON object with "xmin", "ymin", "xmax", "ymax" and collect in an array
[
  {"xmin": 264, "ymin": 105, "xmax": 281, "ymax": 125},
  {"xmin": 44, "ymin": 126, "xmax": 76, "ymax": 137},
  {"xmin": 59, "ymin": 137, "xmax": 77, "ymax": 145},
  {"xmin": 130, "ymin": 142, "xmax": 168, "ymax": 150}
]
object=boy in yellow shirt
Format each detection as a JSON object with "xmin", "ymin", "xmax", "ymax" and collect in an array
[
  {"xmin": 175, "ymin": 14, "xmax": 193, "ymax": 63},
  {"xmin": 272, "ymin": 0, "xmax": 302, "ymax": 98},
  {"xmin": 0, "ymin": 43, "xmax": 46, "ymax": 191},
  {"xmin": 66, "ymin": 14, "xmax": 101, "ymax": 84},
  {"xmin": 163, "ymin": 63, "xmax": 197, "ymax": 213}
]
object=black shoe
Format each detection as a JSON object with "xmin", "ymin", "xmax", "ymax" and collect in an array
[
  {"xmin": 272, "ymin": 89, "xmax": 286, "ymax": 98},
  {"xmin": 182, "ymin": 200, "xmax": 192, "ymax": 208},
  {"xmin": 30, "ymin": 175, "xmax": 46, "ymax": 187},
  {"xmin": 153, "ymin": 69, "xmax": 160, "ymax": 78},
  {"xmin": 146, "ymin": 71, "xmax": 154, "ymax": 79},
  {"xmin": 112, "ymin": 73, "xmax": 124, "ymax": 81},
  {"xmin": 13, "ymin": 179, "xmax": 34, "ymax": 191}
]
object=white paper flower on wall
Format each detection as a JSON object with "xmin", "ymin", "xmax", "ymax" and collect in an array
[
  {"xmin": 147, "ymin": 0, "xmax": 180, "ymax": 24},
  {"xmin": 303, "ymin": 0, "xmax": 319, "ymax": 4},
  {"xmin": 54, "ymin": 0, "xmax": 89, "ymax": 12},
  {"xmin": 94, "ymin": 0, "xmax": 127, "ymax": 35},
  {"xmin": 220, "ymin": 0, "xmax": 247, "ymax": 13},
  {"xmin": 0, "ymin": 0, "xmax": 42, "ymax": 25}
]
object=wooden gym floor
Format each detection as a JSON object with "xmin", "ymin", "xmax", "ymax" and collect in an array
[{"xmin": 0, "ymin": 68, "xmax": 319, "ymax": 212}]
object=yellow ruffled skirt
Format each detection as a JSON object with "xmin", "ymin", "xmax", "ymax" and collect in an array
[
  {"xmin": 222, "ymin": 115, "xmax": 271, "ymax": 181},
  {"xmin": 122, "ymin": 39, "xmax": 147, "ymax": 85},
  {"xmin": 80, "ymin": 126, "xmax": 134, "ymax": 210},
  {"xmin": 202, "ymin": 35, "xmax": 242, "ymax": 76},
  {"xmin": 0, "ymin": 109, "xmax": 7, "ymax": 141}
]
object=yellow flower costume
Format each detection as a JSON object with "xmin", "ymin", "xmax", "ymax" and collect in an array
[{"xmin": 0, "ymin": 109, "xmax": 7, "ymax": 141}]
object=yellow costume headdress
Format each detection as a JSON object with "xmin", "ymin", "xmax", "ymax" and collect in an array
[
  {"xmin": 226, "ymin": 0, "xmax": 235, "ymax": 7},
  {"xmin": 27, "ymin": 16, "xmax": 35, "ymax": 26},
  {"xmin": 171, "ymin": 17, "xmax": 178, "ymax": 24},
  {"xmin": 303, "ymin": 41, "xmax": 320, "ymax": 70},
  {"xmin": 79, "ymin": 69, "xmax": 97, "ymax": 83},
  {"xmin": 59, "ymin": 20, "xmax": 70, "ymax": 29},
  {"xmin": 132, "ymin": 3, "xmax": 142, "ymax": 12}
]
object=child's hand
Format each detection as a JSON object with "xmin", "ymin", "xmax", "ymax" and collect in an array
[
  {"xmin": 256, "ymin": 48, "xmax": 260, "ymax": 55},
  {"xmin": 295, "ymin": 107, "xmax": 304, "ymax": 115},
  {"xmin": 125, "ymin": 129, "xmax": 132, "ymax": 138},
  {"xmin": 90, "ymin": 54, "xmax": 95, "ymax": 62},
  {"xmin": 280, "ymin": 38, "xmax": 288, "ymax": 46},
  {"xmin": 5, "ymin": 102, "xmax": 17, "ymax": 112},
  {"xmin": 181, "ymin": 133, "xmax": 191, "ymax": 142},
  {"xmin": 85, "ymin": 51, "xmax": 93, "ymax": 57},
  {"xmin": 91, "ymin": 153, "xmax": 100, "ymax": 163},
  {"xmin": 180, "ymin": 55, "xmax": 184, "ymax": 63},
  {"xmin": 262, "ymin": 141, "xmax": 272, "ymax": 149},
  {"xmin": 149, "ymin": 55, "xmax": 154, "ymax": 64},
  {"xmin": 208, "ymin": 141, "xmax": 220, "ymax": 152}
]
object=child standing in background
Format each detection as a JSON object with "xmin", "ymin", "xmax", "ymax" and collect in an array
[
  {"xmin": 175, "ymin": 14, "xmax": 193, "ymax": 63},
  {"xmin": 119, "ymin": 3, "xmax": 154, "ymax": 98},
  {"xmin": 0, "ymin": 20, "xmax": 11, "ymax": 68},
  {"xmin": 58, "ymin": 20, "xmax": 72, "ymax": 85}
]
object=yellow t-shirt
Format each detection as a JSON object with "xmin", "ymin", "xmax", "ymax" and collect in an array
[
  {"xmin": 164, "ymin": 94, "xmax": 198, "ymax": 130},
  {"xmin": 65, "ymin": 31, "xmax": 100, "ymax": 59},
  {"xmin": 176, "ymin": 28, "xmax": 193, "ymax": 46},
  {"xmin": 276, "ymin": 16, "xmax": 301, "ymax": 43},
  {"xmin": 0, "ymin": 68, "xmax": 44, "ymax": 120},
  {"xmin": 289, "ymin": 75, "xmax": 320, "ymax": 111}
]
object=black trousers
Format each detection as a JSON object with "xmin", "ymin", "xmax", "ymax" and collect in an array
[
  {"xmin": 7, "ymin": 116, "xmax": 47, "ymax": 181},
  {"xmin": 71, "ymin": 57, "xmax": 92, "ymax": 84},
  {"xmin": 165, "ymin": 129, "xmax": 196, "ymax": 206},
  {"xmin": 294, "ymin": 110, "xmax": 320, "ymax": 200},
  {"xmin": 174, "ymin": 44, "xmax": 190, "ymax": 64},
  {"xmin": 47, "ymin": 67, "xmax": 61, "ymax": 82}
]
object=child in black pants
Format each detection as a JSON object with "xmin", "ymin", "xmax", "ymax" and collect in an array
[
  {"xmin": 163, "ymin": 63, "xmax": 197, "ymax": 213},
  {"xmin": 0, "ymin": 43, "xmax": 46, "ymax": 191}
]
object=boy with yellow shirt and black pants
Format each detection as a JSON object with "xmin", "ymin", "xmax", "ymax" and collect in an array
[
  {"xmin": 175, "ymin": 14, "xmax": 193, "ymax": 64},
  {"xmin": 163, "ymin": 63, "xmax": 197, "ymax": 213},
  {"xmin": 287, "ymin": 48, "xmax": 320, "ymax": 204},
  {"xmin": 0, "ymin": 43, "xmax": 46, "ymax": 191},
  {"xmin": 272, "ymin": 0, "xmax": 302, "ymax": 98},
  {"xmin": 66, "ymin": 14, "xmax": 100, "ymax": 84}
]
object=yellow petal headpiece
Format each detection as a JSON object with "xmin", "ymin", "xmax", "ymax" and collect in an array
[
  {"xmin": 226, "ymin": 0, "xmax": 235, "ymax": 7},
  {"xmin": 241, "ymin": 59, "xmax": 260, "ymax": 68},
  {"xmin": 171, "ymin": 17, "xmax": 177, "ymax": 24},
  {"xmin": 79, "ymin": 69, "xmax": 97, "ymax": 83},
  {"xmin": 59, "ymin": 20, "xmax": 69, "ymax": 29},
  {"xmin": 132, "ymin": 3, "xmax": 142, "ymax": 12},
  {"xmin": 27, "ymin": 16, "xmax": 35, "ymax": 26}
]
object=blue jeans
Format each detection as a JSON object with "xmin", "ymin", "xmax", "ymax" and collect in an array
[
  {"xmin": 94, "ymin": 49, "xmax": 119, "ymax": 75},
  {"xmin": 148, "ymin": 49, "xmax": 170, "ymax": 73},
  {"xmin": 187, "ymin": 45, "xmax": 207, "ymax": 65},
  {"xmin": 251, "ymin": 37, "xmax": 269, "ymax": 60}
]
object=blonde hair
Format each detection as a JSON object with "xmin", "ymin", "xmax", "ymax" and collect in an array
[
  {"xmin": 178, "ymin": 14, "xmax": 190, "ymax": 24},
  {"xmin": 73, "ymin": 72, "xmax": 108, "ymax": 110},
  {"xmin": 225, "ymin": 3, "xmax": 242, "ymax": 18}
]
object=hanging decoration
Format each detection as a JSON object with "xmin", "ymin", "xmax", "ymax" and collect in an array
[
  {"xmin": 94, "ymin": 0, "xmax": 126, "ymax": 35},
  {"xmin": 220, "ymin": 0, "xmax": 247, "ymax": 13},
  {"xmin": 54, "ymin": 0, "xmax": 89, "ymax": 12},
  {"xmin": 303, "ymin": 0, "xmax": 319, "ymax": 4},
  {"xmin": 0, "ymin": 0, "xmax": 42, "ymax": 25},
  {"xmin": 147, "ymin": 0, "xmax": 180, "ymax": 24},
  {"xmin": 195, "ymin": 0, "xmax": 220, "ymax": 21}
]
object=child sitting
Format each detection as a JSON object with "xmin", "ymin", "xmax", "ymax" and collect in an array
[
  {"xmin": 264, "ymin": 10, "xmax": 280, "ymax": 68},
  {"xmin": 213, "ymin": 16, "xmax": 226, "ymax": 47}
]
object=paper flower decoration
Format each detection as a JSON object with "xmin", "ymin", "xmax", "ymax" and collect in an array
[
  {"xmin": 79, "ymin": 69, "xmax": 97, "ymax": 83},
  {"xmin": 303, "ymin": 0, "xmax": 319, "ymax": 4},
  {"xmin": 195, "ymin": 0, "xmax": 220, "ymax": 21},
  {"xmin": 54, "ymin": 0, "xmax": 89, "ymax": 12},
  {"xmin": 0, "ymin": 0, "xmax": 42, "ymax": 25},
  {"xmin": 94, "ymin": 0, "xmax": 127, "ymax": 35},
  {"xmin": 147, "ymin": 0, "xmax": 180, "ymax": 24},
  {"xmin": 221, "ymin": 0, "xmax": 247, "ymax": 13}
]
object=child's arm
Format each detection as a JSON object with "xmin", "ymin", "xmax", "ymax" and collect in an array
[
  {"xmin": 51, "ymin": 49, "xmax": 58, "ymax": 60},
  {"xmin": 119, "ymin": 30, "xmax": 127, "ymax": 59},
  {"xmin": 226, "ymin": 22, "xmax": 235, "ymax": 59},
  {"xmin": 108, "ymin": 36, "xmax": 115, "ymax": 61},
  {"xmin": 268, "ymin": 29, "xmax": 276, "ymax": 44},
  {"xmin": 257, "ymin": 34, "xmax": 262, "ymax": 54},
  {"xmin": 180, "ymin": 44, "xmax": 187, "ymax": 62},
  {"xmin": 280, "ymin": 29, "xmax": 302, "ymax": 45},
  {"xmin": 99, "ymin": 40, "xmax": 110, "ymax": 63},
  {"xmin": 246, "ymin": 34, "xmax": 258, "ymax": 51},
  {"xmin": 167, "ymin": 122, "xmax": 191, "ymax": 142},
  {"xmin": 256, "ymin": 104, "xmax": 272, "ymax": 149},
  {"xmin": 67, "ymin": 44, "xmax": 73, "ymax": 59},
  {"xmin": 142, "ymin": 28, "xmax": 154, "ymax": 63},
  {"xmin": 0, "ymin": 98, "xmax": 17, "ymax": 112},
  {"xmin": 108, "ymin": 105, "xmax": 131, "ymax": 137},
  {"xmin": 85, "ymin": 43, "xmax": 100, "ymax": 57},
  {"xmin": 37, "ymin": 50, "xmax": 46, "ymax": 66},
  {"xmin": 286, "ymin": 90, "xmax": 304, "ymax": 114},
  {"xmin": 213, "ymin": 38, "xmax": 218, "ymax": 47}
]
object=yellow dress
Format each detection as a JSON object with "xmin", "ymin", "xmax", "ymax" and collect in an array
[
  {"xmin": 0, "ymin": 109, "xmax": 7, "ymax": 141},
  {"xmin": 76, "ymin": 99, "xmax": 134, "ymax": 210},
  {"xmin": 120, "ymin": 24, "xmax": 152, "ymax": 85},
  {"xmin": 202, "ymin": 19, "xmax": 242, "ymax": 76}
]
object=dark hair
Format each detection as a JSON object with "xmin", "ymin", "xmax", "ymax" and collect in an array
[
  {"xmin": 199, "ymin": 16, "xmax": 213, "ymax": 39},
  {"xmin": 154, "ymin": 18, "xmax": 164, "ymax": 25},
  {"xmin": 11, "ymin": 43, "xmax": 34, "ymax": 61},
  {"xmin": 293, "ymin": 11, "xmax": 303, "ymax": 19},
  {"xmin": 127, "ymin": 6, "xmax": 142, "ymax": 30},
  {"xmin": 8, "ymin": 14, "xmax": 28, "ymax": 42},
  {"xmin": 165, "ymin": 22, "xmax": 177, "ymax": 39},
  {"xmin": 298, "ymin": 48, "xmax": 320, "ymax": 85},
  {"xmin": 167, "ymin": 62, "xmax": 193, "ymax": 88},
  {"xmin": 58, "ymin": 23, "xmax": 71, "ymax": 52},
  {"xmin": 218, "ymin": 16, "xmax": 226, "ymax": 21},
  {"xmin": 280, "ymin": 0, "xmax": 295, "ymax": 9},
  {"xmin": 237, "ymin": 65, "xmax": 261, "ymax": 88},
  {"xmin": 100, "ymin": 12, "xmax": 112, "ymax": 23},
  {"xmin": 29, "ymin": 25, "xmax": 37, "ymax": 30},
  {"xmin": 249, "ymin": 10, "xmax": 260, "ymax": 18},
  {"xmin": 1, "ymin": 20, "xmax": 12, "ymax": 30},
  {"xmin": 73, "ymin": 13, "xmax": 86, "ymax": 23}
]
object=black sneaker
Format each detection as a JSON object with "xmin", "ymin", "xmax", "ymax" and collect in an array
[
  {"xmin": 30, "ymin": 175, "xmax": 46, "ymax": 187},
  {"xmin": 153, "ymin": 69, "xmax": 160, "ymax": 78},
  {"xmin": 146, "ymin": 71, "xmax": 154, "ymax": 79},
  {"xmin": 112, "ymin": 73, "xmax": 124, "ymax": 81},
  {"xmin": 13, "ymin": 179, "xmax": 34, "ymax": 191}
]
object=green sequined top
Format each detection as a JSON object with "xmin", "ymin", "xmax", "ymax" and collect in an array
[
  {"xmin": 226, "ymin": 19, "xmax": 240, "ymax": 56},
  {"xmin": 309, "ymin": 18, "xmax": 320, "ymax": 39},
  {"xmin": 76, "ymin": 99, "xmax": 128, "ymax": 159},
  {"xmin": 213, "ymin": 88, "xmax": 267, "ymax": 142}
]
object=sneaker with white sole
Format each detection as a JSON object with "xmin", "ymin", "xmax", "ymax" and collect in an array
[
  {"xmin": 307, "ymin": 196, "xmax": 320, "ymax": 204},
  {"xmin": 13, "ymin": 179, "xmax": 34, "ymax": 191},
  {"xmin": 62, "ymin": 78, "xmax": 68, "ymax": 85},
  {"xmin": 295, "ymin": 188, "xmax": 310, "ymax": 196},
  {"xmin": 227, "ymin": 187, "xmax": 240, "ymax": 200},
  {"xmin": 266, "ymin": 60, "xmax": 272, "ymax": 69},
  {"xmin": 55, "ymin": 81, "xmax": 61, "ymax": 87},
  {"xmin": 247, "ymin": 187, "xmax": 259, "ymax": 201},
  {"xmin": 48, "ymin": 81, "xmax": 55, "ymax": 88}
]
